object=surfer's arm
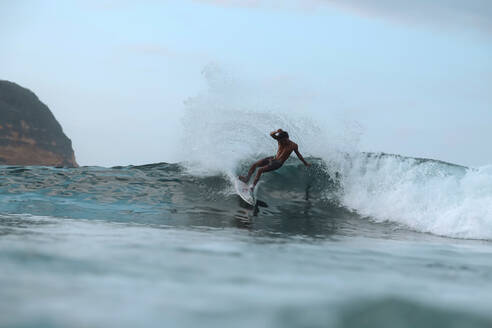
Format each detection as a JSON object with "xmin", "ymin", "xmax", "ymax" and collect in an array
[
  {"xmin": 270, "ymin": 129, "xmax": 282, "ymax": 140},
  {"xmin": 294, "ymin": 146, "xmax": 310, "ymax": 167}
]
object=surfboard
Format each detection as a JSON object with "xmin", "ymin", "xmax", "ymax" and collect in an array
[{"xmin": 234, "ymin": 178, "xmax": 255, "ymax": 205}]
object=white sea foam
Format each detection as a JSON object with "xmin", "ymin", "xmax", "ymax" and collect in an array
[{"xmin": 334, "ymin": 155, "xmax": 492, "ymax": 240}]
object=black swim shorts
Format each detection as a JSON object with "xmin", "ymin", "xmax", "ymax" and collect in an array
[{"xmin": 259, "ymin": 156, "xmax": 283, "ymax": 171}]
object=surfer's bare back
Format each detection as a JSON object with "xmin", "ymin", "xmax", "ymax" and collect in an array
[{"xmin": 239, "ymin": 129, "xmax": 310, "ymax": 189}]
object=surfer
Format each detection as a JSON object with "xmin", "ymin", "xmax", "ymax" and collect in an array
[{"xmin": 239, "ymin": 129, "xmax": 310, "ymax": 190}]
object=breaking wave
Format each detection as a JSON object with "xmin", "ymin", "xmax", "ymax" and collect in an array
[{"xmin": 1, "ymin": 152, "xmax": 491, "ymax": 240}]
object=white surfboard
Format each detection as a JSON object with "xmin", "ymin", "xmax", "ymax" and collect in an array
[{"xmin": 233, "ymin": 178, "xmax": 255, "ymax": 205}]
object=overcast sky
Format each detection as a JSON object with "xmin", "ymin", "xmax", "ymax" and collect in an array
[{"xmin": 1, "ymin": 0, "xmax": 491, "ymax": 167}]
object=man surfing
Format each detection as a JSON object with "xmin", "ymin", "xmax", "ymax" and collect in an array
[{"xmin": 239, "ymin": 129, "xmax": 310, "ymax": 190}]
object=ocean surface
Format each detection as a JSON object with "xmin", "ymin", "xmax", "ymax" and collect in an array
[{"xmin": 1, "ymin": 153, "xmax": 492, "ymax": 328}]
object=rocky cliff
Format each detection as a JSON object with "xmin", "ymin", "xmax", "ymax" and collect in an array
[{"xmin": 0, "ymin": 80, "xmax": 78, "ymax": 167}]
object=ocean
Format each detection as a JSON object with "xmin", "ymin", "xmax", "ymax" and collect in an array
[{"xmin": 1, "ymin": 153, "xmax": 492, "ymax": 328}]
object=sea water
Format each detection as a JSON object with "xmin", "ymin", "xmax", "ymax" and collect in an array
[{"xmin": 1, "ymin": 158, "xmax": 491, "ymax": 328}]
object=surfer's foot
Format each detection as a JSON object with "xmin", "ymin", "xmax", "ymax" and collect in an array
[{"xmin": 239, "ymin": 175, "xmax": 248, "ymax": 183}]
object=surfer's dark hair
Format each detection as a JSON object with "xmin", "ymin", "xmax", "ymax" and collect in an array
[{"xmin": 278, "ymin": 131, "xmax": 289, "ymax": 139}]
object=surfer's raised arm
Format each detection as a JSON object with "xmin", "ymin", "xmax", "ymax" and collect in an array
[
  {"xmin": 294, "ymin": 145, "xmax": 310, "ymax": 167},
  {"xmin": 270, "ymin": 129, "xmax": 283, "ymax": 140}
]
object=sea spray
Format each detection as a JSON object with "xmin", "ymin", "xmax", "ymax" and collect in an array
[{"xmin": 179, "ymin": 64, "xmax": 360, "ymax": 175}]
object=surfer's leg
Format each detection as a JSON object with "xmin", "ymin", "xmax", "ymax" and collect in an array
[
  {"xmin": 240, "ymin": 157, "xmax": 271, "ymax": 183},
  {"xmin": 252, "ymin": 160, "xmax": 282, "ymax": 188}
]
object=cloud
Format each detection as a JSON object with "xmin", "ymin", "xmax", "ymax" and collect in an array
[
  {"xmin": 194, "ymin": 0, "xmax": 492, "ymax": 35},
  {"xmin": 324, "ymin": 0, "xmax": 492, "ymax": 35}
]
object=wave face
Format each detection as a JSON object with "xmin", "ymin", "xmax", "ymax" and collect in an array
[
  {"xmin": 0, "ymin": 161, "xmax": 355, "ymax": 239},
  {"xmin": 1, "ymin": 152, "xmax": 491, "ymax": 240}
]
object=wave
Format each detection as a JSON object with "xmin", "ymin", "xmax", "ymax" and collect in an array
[{"xmin": 1, "ymin": 151, "xmax": 491, "ymax": 240}]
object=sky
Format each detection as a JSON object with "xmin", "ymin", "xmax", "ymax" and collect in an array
[{"xmin": 1, "ymin": 0, "xmax": 491, "ymax": 167}]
